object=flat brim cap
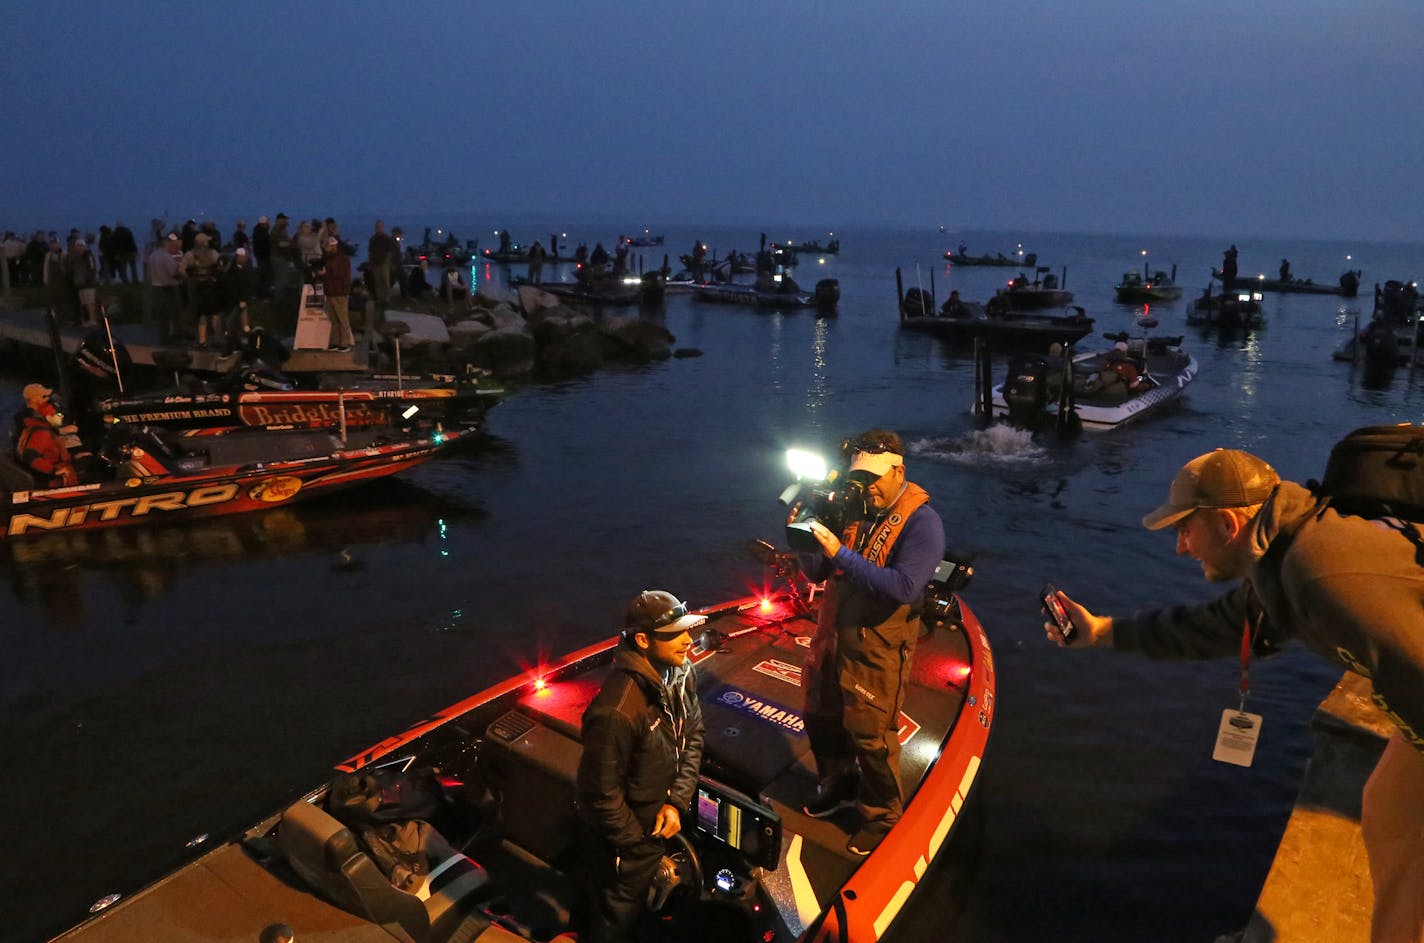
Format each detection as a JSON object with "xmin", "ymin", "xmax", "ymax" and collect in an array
[
  {"xmin": 625, "ymin": 589, "xmax": 706, "ymax": 638},
  {"xmin": 1142, "ymin": 449, "xmax": 1280, "ymax": 531}
]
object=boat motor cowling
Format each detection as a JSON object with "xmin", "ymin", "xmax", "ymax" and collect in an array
[{"xmin": 1003, "ymin": 353, "xmax": 1050, "ymax": 430}]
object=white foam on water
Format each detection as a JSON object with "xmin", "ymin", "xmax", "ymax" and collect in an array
[{"xmin": 909, "ymin": 425, "xmax": 1048, "ymax": 466}]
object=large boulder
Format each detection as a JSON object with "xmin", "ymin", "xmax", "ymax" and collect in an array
[
  {"xmin": 598, "ymin": 316, "xmax": 676, "ymax": 362},
  {"xmin": 484, "ymin": 304, "xmax": 528, "ymax": 331},
  {"xmin": 471, "ymin": 326, "xmax": 536, "ymax": 376},
  {"xmin": 448, "ymin": 319, "xmax": 494, "ymax": 357},
  {"xmin": 534, "ymin": 313, "xmax": 604, "ymax": 375}
]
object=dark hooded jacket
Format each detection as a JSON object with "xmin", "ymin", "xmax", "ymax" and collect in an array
[
  {"xmin": 1114, "ymin": 481, "xmax": 1424, "ymax": 750},
  {"xmin": 577, "ymin": 646, "xmax": 705, "ymax": 850}
]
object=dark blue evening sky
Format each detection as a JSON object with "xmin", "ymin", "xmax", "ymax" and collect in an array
[{"xmin": 4, "ymin": 0, "xmax": 1421, "ymax": 240}]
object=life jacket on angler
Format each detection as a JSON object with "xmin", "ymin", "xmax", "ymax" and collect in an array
[{"xmin": 16, "ymin": 411, "xmax": 77, "ymax": 487}]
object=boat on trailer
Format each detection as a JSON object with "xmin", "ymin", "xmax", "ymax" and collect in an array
[{"xmin": 52, "ymin": 558, "xmax": 994, "ymax": 943}]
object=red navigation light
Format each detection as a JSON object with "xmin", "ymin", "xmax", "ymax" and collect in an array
[
  {"xmin": 759, "ymin": 597, "xmax": 775, "ymax": 614},
  {"xmin": 947, "ymin": 660, "xmax": 972, "ymax": 687}
]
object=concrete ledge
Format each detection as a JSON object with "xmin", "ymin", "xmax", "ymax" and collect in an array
[{"xmin": 1229, "ymin": 673, "xmax": 1387, "ymax": 943}]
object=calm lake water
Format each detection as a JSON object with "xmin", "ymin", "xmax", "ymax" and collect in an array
[{"xmin": 3, "ymin": 221, "xmax": 1420, "ymax": 941}]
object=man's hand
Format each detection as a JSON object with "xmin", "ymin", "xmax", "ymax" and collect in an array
[
  {"xmin": 1044, "ymin": 590, "xmax": 1114, "ymax": 647},
  {"xmin": 650, "ymin": 804, "xmax": 682, "ymax": 839},
  {"xmin": 807, "ymin": 520, "xmax": 842, "ymax": 559}
]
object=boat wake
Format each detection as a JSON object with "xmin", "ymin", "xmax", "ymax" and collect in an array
[{"xmin": 911, "ymin": 425, "xmax": 1048, "ymax": 466}]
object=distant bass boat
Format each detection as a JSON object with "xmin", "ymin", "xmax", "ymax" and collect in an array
[
  {"xmin": 990, "ymin": 331, "xmax": 1198, "ymax": 431},
  {"xmin": 1114, "ymin": 264, "xmax": 1183, "ymax": 304},
  {"xmin": 0, "ymin": 422, "xmax": 471, "ymax": 539}
]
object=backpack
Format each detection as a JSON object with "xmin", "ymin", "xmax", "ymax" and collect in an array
[
  {"xmin": 1310, "ymin": 423, "xmax": 1424, "ymax": 564},
  {"xmin": 1312, "ymin": 423, "xmax": 1424, "ymax": 521}
]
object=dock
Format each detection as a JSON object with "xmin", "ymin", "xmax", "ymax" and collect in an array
[
  {"xmin": 1220, "ymin": 672, "xmax": 1389, "ymax": 943},
  {"xmin": 0, "ymin": 304, "xmax": 368, "ymax": 375}
]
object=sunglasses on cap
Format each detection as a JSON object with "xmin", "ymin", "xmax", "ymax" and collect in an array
[{"xmin": 647, "ymin": 602, "xmax": 690, "ymax": 632}]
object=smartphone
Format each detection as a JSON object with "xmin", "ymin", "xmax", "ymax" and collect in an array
[{"xmin": 1041, "ymin": 583, "xmax": 1076, "ymax": 643}]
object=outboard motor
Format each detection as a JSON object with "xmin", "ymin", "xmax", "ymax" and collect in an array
[
  {"xmin": 235, "ymin": 359, "xmax": 296, "ymax": 392},
  {"xmin": 239, "ymin": 327, "xmax": 291, "ymax": 366},
  {"xmin": 814, "ymin": 278, "xmax": 840, "ymax": 308},
  {"xmin": 1002, "ymin": 353, "xmax": 1049, "ymax": 430},
  {"xmin": 901, "ymin": 287, "xmax": 933, "ymax": 317},
  {"xmin": 73, "ymin": 329, "xmax": 133, "ymax": 383}
]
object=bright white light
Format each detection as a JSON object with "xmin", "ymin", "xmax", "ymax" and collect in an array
[
  {"xmin": 786, "ymin": 449, "xmax": 828, "ymax": 480},
  {"xmin": 402, "ymin": 405, "xmax": 419, "ymax": 419}
]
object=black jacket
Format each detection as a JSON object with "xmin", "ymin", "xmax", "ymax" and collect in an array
[{"xmin": 577, "ymin": 647, "xmax": 705, "ymax": 850}]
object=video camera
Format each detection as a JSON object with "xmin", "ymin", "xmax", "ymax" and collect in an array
[{"xmin": 779, "ymin": 445, "xmax": 876, "ymax": 553}]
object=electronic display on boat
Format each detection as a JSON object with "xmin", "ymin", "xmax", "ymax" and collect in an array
[{"xmin": 693, "ymin": 777, "xmax": 781, "ymax": 870}]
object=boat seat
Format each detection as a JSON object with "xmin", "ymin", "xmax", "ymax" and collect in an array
[{"xmin": 278, "ymin": 798, "xmax": 499, "ymax": 943}]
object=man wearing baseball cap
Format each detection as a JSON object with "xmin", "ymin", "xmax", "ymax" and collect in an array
[
  {"xmin": 15, "ymin": 383, "xmax": 78, "ymax": 487},
  {"xmin": 1048, "ymin": 446, "xmax": 1424, "ymax": 942},
  {"xmin": 797, "ymin": 428, "xmax": 946, "ymax": 856},
  {"xmin": 576, "ymin": 590, "xmax": 705, "ymax": 942}
]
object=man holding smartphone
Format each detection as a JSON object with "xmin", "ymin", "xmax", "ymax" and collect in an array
[
  {"xmin": 799, "ymin": 429, "xmax": 946, "ymax": 856},
  {"xmin": 1046, "ymin": 447, "xmax": 1424, "ymax": 943}
]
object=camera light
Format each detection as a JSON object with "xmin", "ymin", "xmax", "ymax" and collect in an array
[{"xmin": 786, "ymin": 448, "xmax": 828, "ymax": 480}]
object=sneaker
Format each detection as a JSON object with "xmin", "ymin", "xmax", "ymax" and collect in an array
[
  {"xmin": 847, "ymin": 822, "xmax": 890, "ymax": 857},
  {"xmin": 803, "ymin": 785, "xmax": 856, "ymax": 819}
]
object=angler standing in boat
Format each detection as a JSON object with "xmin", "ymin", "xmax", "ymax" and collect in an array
[
  {"xmin": 576, "ymin": 590, "xmax": 706, "ymax": 943},
  {"xmin": 799, "ymin": 429, "xmax": 946, "ymax": 856},
  {"xmin": 1046, "ymin": 448, "xmax": 1424, "ymax": 943}
]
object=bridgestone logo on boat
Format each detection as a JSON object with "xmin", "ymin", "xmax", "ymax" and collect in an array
[
  {"xmin": 240, "ymin": 403, "xmax": 383, "ymax": 426},
  {"xmin": 6, "ymin": 484, "xmax": 241, "ymax": 535},
  {"xmin": 711, "ymin": 685, "xmax": 806, "ymax": 734}
]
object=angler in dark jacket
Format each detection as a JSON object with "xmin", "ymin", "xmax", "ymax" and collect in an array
[{"xmin": 576, "ymin": 590, "xmax": 706, "ymax": 943}]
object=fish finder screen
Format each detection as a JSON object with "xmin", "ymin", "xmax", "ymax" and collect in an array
[{"xmin": 692, "ymin": 780, "xmax": 781, "ymax": 869}]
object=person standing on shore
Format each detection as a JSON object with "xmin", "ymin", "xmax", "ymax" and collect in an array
[
  {"xmin": 366, "ymin": 220, "xmax": 395, "ymax": 304},
  {"xmin": 67, "ymin": 239, "xmax": 99, "ymax": 325},
  {"xmin": 182, "ymin": 232, "xmax": 224, "ymax": 348},
  {"xmin": 319, "ymin": 236, "xmax": 354, "ymax": 352},
  {"xmin": 268, "ymin": 213, "xmax": 295, "ymax": 300},
  {"xmin": 251, "ymin": 215, "xmax": 272, "ymax": 296},
  {"xmin": 147, "ymin": 233, "xmax": 184, "ymax": 342},
  {"xmin": 110, "ymin": 220, "xmax": 138, "ymax": 284},
  {"xmin": 1046, "ymin": 448, "xmax": 1424, "ymax": 943}
]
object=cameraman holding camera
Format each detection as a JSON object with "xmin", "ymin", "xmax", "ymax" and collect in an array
[{"xmin": 798, "ymin": 429, "xmax": 945, "ymax": 856}]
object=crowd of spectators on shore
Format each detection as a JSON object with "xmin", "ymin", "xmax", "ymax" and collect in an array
[{"xmin": 2, "ymin": 215, "xmax": 428, "ymax": 349}]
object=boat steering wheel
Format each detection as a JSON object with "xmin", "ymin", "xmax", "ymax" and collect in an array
[{"xmin": 647, "ymin": 832, "xmax": 703, "ymax": 912}]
